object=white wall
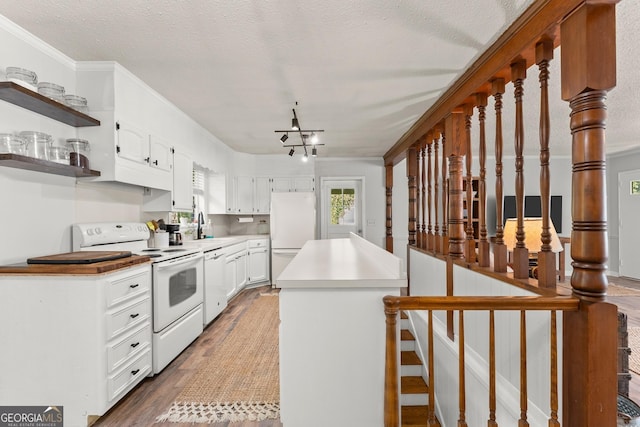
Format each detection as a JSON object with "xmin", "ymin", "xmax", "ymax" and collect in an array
[
  {"xmin": 392, "ymin": 159, "xmax": 408, "ymax": 271},
  {"xmin": 314, "ymin": 157, "xmax": 386, "ymax": 248},
  {"xmin": 607, "ymin": 147, "xmax": 640, "ymax": 276}
]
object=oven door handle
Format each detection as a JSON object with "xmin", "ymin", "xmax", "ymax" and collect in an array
[{"xmin": 155, "ymin": 253, "xmax": 202, "ymax": 270}]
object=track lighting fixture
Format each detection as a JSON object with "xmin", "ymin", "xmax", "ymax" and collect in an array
[{"xmin": 274, "ymin": 105, "xmax": 325, "ymax": 160}]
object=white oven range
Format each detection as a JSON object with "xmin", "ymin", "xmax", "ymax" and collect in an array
[{"xmin": 73, "ymin": 222, "xmax": 204, "ymax": 374}]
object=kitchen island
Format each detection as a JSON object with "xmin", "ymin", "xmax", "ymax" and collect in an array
[{"xmin": 276, "ymin": 233, "xmax": 406, "ymax": 427}]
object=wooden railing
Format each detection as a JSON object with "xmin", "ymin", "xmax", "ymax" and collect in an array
[
  {"xmin": 383, "ymin": 294, "xmax": 580, "ymax": 427},
  {"xmin": 383, "ymin": 0, "xmax": 620, "ymax": 424}
]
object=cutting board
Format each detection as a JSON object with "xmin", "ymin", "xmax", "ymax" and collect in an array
[{"xmin": 27, "ymin": 251, "xmax": 132, "ymax": 265}]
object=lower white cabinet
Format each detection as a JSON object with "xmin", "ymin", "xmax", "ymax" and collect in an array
[
  {"xmin": 247, "ymin": 238, "xmax": 270, "ymax": 284},
  {"xmin": 0, "ymin": 264, "xmax": 152, "ymax": 427},
  {"xmin": 224, "ymin": 243, "xmax": 247, "ymax": 299}
]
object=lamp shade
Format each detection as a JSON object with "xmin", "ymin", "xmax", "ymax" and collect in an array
[{"xmin": 503, "ymin": 217, "xmax": 563, "ymax": 253}]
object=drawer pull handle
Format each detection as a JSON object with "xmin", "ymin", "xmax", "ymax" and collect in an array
[
  {"xmin": 130, "ymin": 342, "xmax": 140, "ymax": 348},
  {"xmin": 129, "ymin": 284, "xmax": 139, "ymax": 289},
  {"xmin": 131, "ymin": 369, "xmax": 140, "ymax": 376},
  {"xmin": 130, "ymin": 313, "xmax": 140, "ymax": 319}
]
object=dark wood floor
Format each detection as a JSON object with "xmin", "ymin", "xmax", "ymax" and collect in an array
[{"xmin": 94, "ymin": 285, "xmax": 282, "ymax": 427}]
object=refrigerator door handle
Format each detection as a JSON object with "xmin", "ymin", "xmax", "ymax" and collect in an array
[{"xmin": 272, "ymin": 249, "xmax": 300, "ymax": 255}]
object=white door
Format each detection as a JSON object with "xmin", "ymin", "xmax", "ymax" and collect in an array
[
  {"xmin": 320, "ymin": 178, "xmax": 363, "ymax": 239},
  {"xmin": 619, "ymin": 169, "xmax": 640, "ymax": 278},
  {"xmin": 116, "ymin": 121, "xmax": 149, "ymax": 164}
]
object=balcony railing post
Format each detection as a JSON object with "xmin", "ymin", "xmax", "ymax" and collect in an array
[
  {"xmin": 407, "ymin": 146, "xmax": 418, "ymax": 247},
  {"xmin": 560, "ymin": 2, "xmax": 618, "ymax": 425},
  {"xmin": 491, "ymin": 78, "xmax": 507, "ymax": 273},
  {"xmin": 385, "ymin": 164, "xmax": 393, "ymax": 253},
  {"xmin": 383, "ymin": 296, "xmax": 400, "ymax": 427}
]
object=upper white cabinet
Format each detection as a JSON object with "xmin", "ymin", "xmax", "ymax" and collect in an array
[
  {"xmin": 77, "ymin": 63, "xmax": 179, "ymax": 191},
  {"xmin": 142, "ymin": 147, "xmax": 193, "ymax": 212},
  {"xmin": 226, "ymin": 176, "xmax": 271, "ymax": 214},
  {"xmin": 272, "ymin": 176, "xmax": 315, "ymax": 192}
]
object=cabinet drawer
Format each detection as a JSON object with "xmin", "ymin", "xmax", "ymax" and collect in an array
[
  {"xmin": 107, "ymin": 322, "xmax": 152, "ymax": 373},
  {"xmin": 108, "ymin": 348, "xmax": 151, "ymax": 402},
  {"xmin": 107, "ymin": 271, "xmax": 150, "ymax": 307},
  {"xmin": 106, "ymin": 297, "xmax": 151, "ymax": 340},
  {"xmin": 248, "ymin": 239, "xmax": 269, "ymax": 248}
]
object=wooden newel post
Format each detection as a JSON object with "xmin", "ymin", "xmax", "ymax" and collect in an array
[
  {"xmin": 445, "ymin": 111, "xmax": 466, "ymax": 259},
  {"xmin": 561, "ymin": 2, "xmax": 618, "ymax": 425},
  {"xmin": 383, "ymin": 296, "xmax": 400, "ymax": 427}
]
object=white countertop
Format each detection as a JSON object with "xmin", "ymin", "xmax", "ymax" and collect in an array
[
  {"xmin": 276, "ymin": 233, "xmax": 406, "ymax": 289},
  {"xmin": 182, "ymin": 234, "xmax": 269, "ymax": 251}
]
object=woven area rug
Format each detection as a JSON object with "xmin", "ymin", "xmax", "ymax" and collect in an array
[
  {"xmin": 629, "ymin": 327, "xmax": 640, "ymax": 376},
  {"xmin": 156, "ymin": 294, "xmax": 280, "ymax": 423}
]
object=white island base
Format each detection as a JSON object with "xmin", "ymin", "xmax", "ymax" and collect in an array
[{"xmin": 276, "ymin": 233, "xmax": 406, "ymax": 427}]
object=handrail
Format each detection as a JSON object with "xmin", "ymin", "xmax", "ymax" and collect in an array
[
  {"xmin": 383, "ymin": 294, "xmax": 579, "ymax": 427},
  {"xmin": 383, "ymin": 295, "xmax": 578, "ymax": 311}
]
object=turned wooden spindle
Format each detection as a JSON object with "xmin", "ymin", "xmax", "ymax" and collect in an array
[
  {"xmin": 476, "ymin": 93, "xmax": 490, "ymax": 267},
  {"xmin": 433, "ymin": 129, "xmax": 441, "ymax": 253},
  {"xmin": 549, "ymin": 311, "xmax": 559, "ymax": 427},
  {"xmin": 416, "ymin": 143, "xmax": 424, "ymax": 249},
  {"xmin": 511, "ymin": 59, "xmax": 529, "ymax": 279},
  {"xmin": 407, "ymin": 147, "xmax": 418, "ymax": 247},
  {"xmin": 427, "ymin": 140, "xmax": 433, "ymax": 251},
  {"xmin": 492, "ymin": 78, "xmax": 507, "ymax": 272},
  {"xmin": 418, "ymin": 142, "xmax": 427, "ymax": 249},
  {"xmin": 536, "ymin": 38, "xmax": 557, "ymax": 288},
  {"xmin": 519, "ymin": 310, "xmax": 529, "ymax": 426},
  {"xmin": 441, "ymin": 128, "xmax": 449, "ymax": 255},
  {"xmin": 463, "ymin": 104, "xmax": 476, "ymax": 263},
  {"xmin": 488, "ymin": 310, "xmax": 498, "ymax": 427},
  {"xmin": 383, "ymin": 296, "xmax": 399, "ymax": 427},
  {"xmin": 385, "ymin": 164, "xmax": 393, "ymax": 253},
  {"xmin": 458, "ymin": 311, "xmax": 468, "ymax": 427}
]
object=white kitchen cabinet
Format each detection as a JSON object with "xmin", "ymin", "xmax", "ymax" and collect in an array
[
  {"xmin": 224, "ymin": 243, "xmax": 248, "ymax": 299},
  {"xmin": 204, "ymin": 248, "xmax": 228, "ymax": 325},
  {"xmin": 171, "ymin": 149, "xmax": 194, "ymax": 211},
  {"xmin": 76, "ymin": 63, "xmax": 173, "ymax": 191},
  {"xmin": 247, "ymin": 238, "xmax": 270, "ymax": 285},
  {"xmin": 0, "ymin": 264, "xmax": 152, "ymax": 427},
  {"xmin": 208, "ymin": 173, "xmax": 227, "ymax": 214},
  {"xmin": 226, "ymin": 176, "xmax": 272, "ymax": 214},
  {"xmin": 141, "ymin": 147, "xmax": 193, "ymax": 212},
  {"xmin": 254, "ymin": 177, "xmax": 271, "ymax": 214},
  {"xmin": 271, "ymin": 176, "xmax": 315, "ymax": 192}
]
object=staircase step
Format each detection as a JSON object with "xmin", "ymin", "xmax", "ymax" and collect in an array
[
  {"xmin": 401, "ymin": 329, "xmax": 416, "ymax": 351},
  {"xmin": 401, "ymin": 376, "xmax": 428, "ymax": 406},
  {"xmin": 401, "ymin": 351, "xmax": 422, "ymax": 365},
  {"xmin": 401, "ymin": 311, "xmax": 408, "ymax": 319},
  {"xmin": 401, "ymin": 405, "xmax": 440, "ymax": 426},
  {"xmin": 401, "ymin": 376, "xmax": 428, "ymax": 394}
]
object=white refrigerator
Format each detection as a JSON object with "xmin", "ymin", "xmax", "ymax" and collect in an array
[{"xmin": 270, "ymin": 191, "xmax": 316, "ymax": 284}]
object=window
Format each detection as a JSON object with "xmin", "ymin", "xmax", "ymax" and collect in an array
[
  {"xmin": 330, "ymin": 188, "xmax": 355, "ymax": 225},
  {"xmin": 192, "ymin": 166, "xmax": 207, "ymax": 217}
]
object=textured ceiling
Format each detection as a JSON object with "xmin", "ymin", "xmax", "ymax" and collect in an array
[{"xmin": 0, "ymin": 0, "xmax": 638, "ymax": 159}]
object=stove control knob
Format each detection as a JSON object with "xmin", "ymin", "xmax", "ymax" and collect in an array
[
  {"xmin": 95, "ymin": 227, "xmax": 102, "ymax": 235},
  {"xmin": 87, "ymin": 229, "xmax": 94, "ymax": 236}
]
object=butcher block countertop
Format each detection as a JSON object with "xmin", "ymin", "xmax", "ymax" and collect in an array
[{"xmin": 0, "ymin": 254, "xmax": 151, "ymax": 275}]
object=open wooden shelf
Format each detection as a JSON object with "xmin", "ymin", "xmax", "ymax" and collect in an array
[
  {"xmin": 0, "ymin": 81, "xmax": 100, "ymax": 127},
  {"xmin": 0, "ymin": 153, "xmax": 100, "ymax": 177}
]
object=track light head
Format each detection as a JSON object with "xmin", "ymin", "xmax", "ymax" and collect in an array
[
  {"xmin": 280, "ymin": 134, "xmax": 288, "ymax": 143},
  {"xmin": 291, "ymin": 118, "xmax": 299, "ymax": 131},
  {"xmin": 288, "ymin": 148, "xmax": 295, "ymax": 156},
  {"xmin": 312, "ymin": 147, "xmax": 317, "ymax": 157}
]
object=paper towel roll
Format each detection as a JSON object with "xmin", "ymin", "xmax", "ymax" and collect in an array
[{"xmin": 237, "ymin": 217, "xmax": 254, "ymax": 223}]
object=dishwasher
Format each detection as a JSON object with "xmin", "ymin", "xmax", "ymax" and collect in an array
[{"xmin": 204, "ymin": 247, "xmax": 228, "ymax": 326}]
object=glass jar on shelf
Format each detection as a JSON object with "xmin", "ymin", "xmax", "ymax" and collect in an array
[
  {"xmin": 20, "ymin": 131, "xmax": 52, "ymax": 160},
  {"xmin": 65, "ymin": 138, "xmax": 90, "ymax": 169}
]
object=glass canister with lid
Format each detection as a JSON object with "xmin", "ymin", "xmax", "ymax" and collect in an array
[
  {"xmin": 20, "ymin": 131, "xmax": 53, "ymax": 160},
  {"xmin": 0, "ymin": 134, "xmax": 27, "ymax": 155},
  {"xmin": 65, "ymin": 138, "xmax": 90, "ymax": 169}
]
